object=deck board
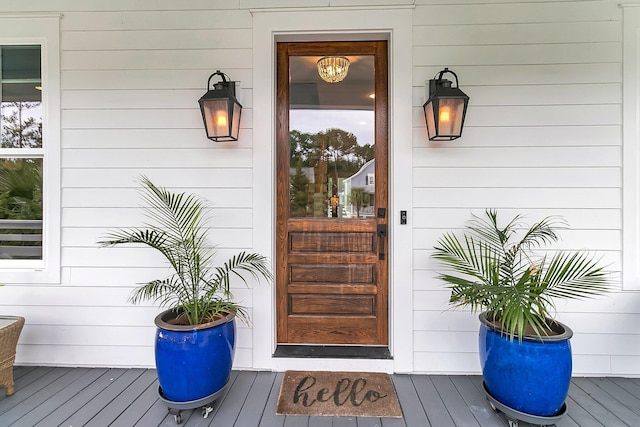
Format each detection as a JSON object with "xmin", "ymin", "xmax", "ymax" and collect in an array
[
  {"xmin": 452, "ymin": 375, "xmax": 507, "ymax": 427},
  {"xmin": 13, "ymin": 368, "xmax": 107, "ymax": 426},
  {"xmin": 236, "ymin": 371, "xmax": 278, "ymax": 427},
  {"xmin": 258, "ymin": 372, "xmax": 285, "ymax": 427},
  {"xmin": 0, "ymin": 367, "xmax": 85, "ymax": 426},
  {"xmin": 410, "ymin": 375, "xmax": 455, "ymax": 427},
  {"xmin": 390, "ymin": 374, "xmax": 428, "ymax": 426},
  {"xmin": 0, "ymin": 367, "xmax": 638, "ymax": 426},
  {"xmin": 572, "ymin": 378, "xmax": 639, "ymax": 427},
  {"xmin": 92, "ymin": 369, "xmax": 158, "ymax": 427},
  {"xmin": 33, "ymin": 368, "xmax": 128, "ymax": 427},
  {"xmin": 432, "ymin": 375, "xmax": 482, "ymax": 427},
  {"xmin": 561, "ymin": 396, "xmax": 601, "ymax": 427},
  {"xmin": 567, "ymin": 381, "xmax": 627, "ymax": 427},
  {"xmin": 65, "ymin": 368, "xmax": 147, "ymax": 426}
]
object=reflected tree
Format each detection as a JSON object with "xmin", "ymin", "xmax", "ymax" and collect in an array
[
  {"xmin": 289, "ymin": 127, "xmax": 374, "ymax": 217},
  {"xmin": 0, "ymin": 159, "xmax": 42, "ymax": 220},
  {"xmin": 348, "ymin": 187, "xmax": 372, "ymax": 219},
  {"xmin": 1, "ymin": 101, "xmax": 42, "ymax": 148},
  {"xmin": 290, "ymin": 162, "xmax": 311, "ymax": 216}
]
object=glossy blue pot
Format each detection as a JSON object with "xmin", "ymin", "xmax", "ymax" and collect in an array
[
  {"xmin": 154, "ymin": 310, "xmax": 236, "ymax": 402},
  {"xmin": 479, "ymin": 311, "xmax": 573, "ymax": 417}
]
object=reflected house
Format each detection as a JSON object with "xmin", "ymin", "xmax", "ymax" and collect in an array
[{"xmin": 342, "ymin": 159, "xmax": 375, "ymax": 218}]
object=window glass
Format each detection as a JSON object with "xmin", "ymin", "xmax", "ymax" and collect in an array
[
  {"xmin": 288, "ymin": 55, "xmax": 375, "ymax": 219},
  {"xmin": 0, "ymin": 45, "xmax": 43, "ymax": 260}
]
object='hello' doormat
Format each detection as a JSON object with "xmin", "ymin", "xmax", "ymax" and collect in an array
[{"xmin": 276, "ymin": 370, "xmax": 403, "ymax": 418}]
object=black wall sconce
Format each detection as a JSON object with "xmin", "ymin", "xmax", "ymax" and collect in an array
[
  {"xmin": 423, "ymin": 68, "xmax": 469, "ymax": 141},
  {"xmin": 198, "ymin": 70, "xmax": 242, "ymax": 141}
]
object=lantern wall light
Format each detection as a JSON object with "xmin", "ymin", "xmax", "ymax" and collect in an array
[
  {"xmin": 198, "ymin": 70, "xmax": 242, "ymax": 141},
  {"xmin": 423, "ymin": 67, "xmax": 469, "ymax": 141}
]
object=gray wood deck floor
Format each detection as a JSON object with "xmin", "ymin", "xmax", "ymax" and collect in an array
[{"xmin": 1, "ymin": 366, "xmax": 639, "ymax": 426}]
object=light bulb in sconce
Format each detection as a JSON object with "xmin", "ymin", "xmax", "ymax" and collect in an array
[{"xmin": 439, "ymin": 107, "xmax": 451, "ymax": 123}]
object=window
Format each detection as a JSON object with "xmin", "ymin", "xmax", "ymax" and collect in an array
[
  {"xmin": 0, "ymin": 15, "xmax": 60, "ymax": 283},
  {"xmin": 366, "ymin": 173, "xmax": 375, "ymax": 186},
  {"xmin": 1, "ymin": 45, "xmax": 44, "ymax": 260}
]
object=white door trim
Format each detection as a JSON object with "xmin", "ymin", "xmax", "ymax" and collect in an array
[{"xmin": 251, "ymin": 6, "xmax": 414, "ymax": 373}]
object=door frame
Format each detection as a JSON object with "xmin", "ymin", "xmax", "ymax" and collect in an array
[
  {"xmin": 252, "ymin": 6, "xmax": 414, "ymax": 373},
  {"xmin": 275, "ymin": 40, "xmax": 389, "ymax": 350}
]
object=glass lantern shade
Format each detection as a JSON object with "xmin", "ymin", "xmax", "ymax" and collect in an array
[
  {"xmin": 423, "ymin": 69, "xmax": 469, "ymax": 141},
  {"xmin": 198, "ymin": 72, "xmax": 242, "ymax": 142}
]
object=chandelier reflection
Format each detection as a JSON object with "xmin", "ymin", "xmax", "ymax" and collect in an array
[{"xmin": 316, "ymin": 56, "xmax": 350, "ymax": 83}]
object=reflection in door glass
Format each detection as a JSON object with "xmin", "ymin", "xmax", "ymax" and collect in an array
[{"xmin": 289, "ymin": 55, "xmax": 375, "ymax": 218}]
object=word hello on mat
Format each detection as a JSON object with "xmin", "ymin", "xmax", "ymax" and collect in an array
[{"xmin": 292, "ymin": 375, "xmax": 388, "ymax": 407}]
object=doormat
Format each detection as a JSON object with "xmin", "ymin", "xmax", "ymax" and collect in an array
[{"xmin": 276, "ymin": 370, "xmax": 403, "ymax": 418}]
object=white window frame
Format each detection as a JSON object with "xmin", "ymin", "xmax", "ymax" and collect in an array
[
  {"xmin": 366, "ymin": 173, "xmax": 375, "ymax": 186},
  {"xmin": 0, "ymin": 14, "xmax": 61, "ymax": 284}
]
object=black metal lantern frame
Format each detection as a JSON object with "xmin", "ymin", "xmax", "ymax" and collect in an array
[
  {"xmin": 423, "ymin": 67, "xmax": 469, "ymax": 141},
  {"xmin": 198, "ymin": 70, "xmax": 242, "ymax": 142}
]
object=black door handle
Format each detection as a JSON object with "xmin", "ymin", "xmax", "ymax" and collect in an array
[{"xmin": 377, "ymin": 223, "xmax": 387, "ymax": 260}]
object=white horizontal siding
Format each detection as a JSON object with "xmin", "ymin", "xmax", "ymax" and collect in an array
[
  {"xmin": 63, "ymin": 149, "xmax": 255, "ymax": 169},
  {"xmin": 413, "ymin": 188, "xmax": 620, "ymax": 209},
  {"xmin": 62, "ymin": 129, "xmax": 254, "ymax": 149},
  {"xmin": 6, "ymin": 0, "xmax": 259, "ymax": 369},
  {"xmin": 60, "ymin": 10, "xmax": 252, "ymax": 31},
  {"xmin": 64, "ymin": 227, "xmax": 254, "ymax": 249},
  {"xmin": 414, "ymin": 42, "xmax": 621, "ymax": 66},
  {"xmin": 62, "ymin": 248, "xmax": 257, "ymax": 268},
  {"xmin": 62, "ymin": 207, "xmax": 253, "ymax": 228},
  {"xmin": 413, "ymin": 147, "xmax": 622, "ymax": 167},
  {"xmin": 412, "ymin": 1, "xmax": 620, "ymax": 25},
  {"xmin": 62, "ymin": 168, "xmax": 253, "ymax": 188},
  {"xmin": 413, "ymin": 21, "xmax": 621, "ymax": 45},
  {"xmin": 412, "ymin": 126, "xmax": 622, "ymax": 147},
  {"xmin": 0, "ymin": 0, "xmax": 242, "ymax": 13},
  {"xmin": 412, "ymin": 208, "xmax": 622, "ymax": 229},
  {"xmin": 411, "ymin": 0, "xmax": 634, "ymax": 377},
  {"xmin": 414, "ymin": 168, "xmax": 621, "ymax": 188},
  {"xmin": 0, "ymin": 0, "xmax": 636, "ymax": 376}
]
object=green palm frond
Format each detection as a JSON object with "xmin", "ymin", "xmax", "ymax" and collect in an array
[
  {"xmin": 98, "ymin": 176, "xmax": 272, "ymax": 325},
  {"xmin": 432, "ymin": 209, "xmax": 611, "ymax": 341}
]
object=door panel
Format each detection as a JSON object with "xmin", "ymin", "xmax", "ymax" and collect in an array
[{"xmin": 276, "ymin": 41, "xmax": 388, "ymax": 347}]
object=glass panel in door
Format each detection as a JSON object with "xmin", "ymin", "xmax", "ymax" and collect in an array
[{"xmin": 288, "ymin": 55, "xmax": 375, "ymax": 219}]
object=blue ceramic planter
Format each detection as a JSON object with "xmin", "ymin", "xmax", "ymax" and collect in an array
[
  {"xmin": 154, "ymin": 310, "xmax": 236, "ymax": 402},
  {"xmin": 479, "ymin": 312, "xmax": 573, "ymax": 417}
]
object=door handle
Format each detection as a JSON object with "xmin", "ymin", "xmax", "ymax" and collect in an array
[{"xmin": 377, "ymin": 223, "xmax": 387, "ymax": 260}]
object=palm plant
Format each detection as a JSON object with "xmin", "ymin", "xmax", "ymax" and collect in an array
[
  {"xmin": 99, "ymin": 176, "xmax": 272, "ymax": 325},
  {"xmin": 432, "ymin": 209, "xmax": 610, "ymax": 341}
]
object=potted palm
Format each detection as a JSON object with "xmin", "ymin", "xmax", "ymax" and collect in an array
[
  {"xmin": 99, "ymin": 176, "xmax": 272, "ymax": 405},
  {"xmin": 432, "ymin": 209, "xmax": 610, "ymax": 419}
]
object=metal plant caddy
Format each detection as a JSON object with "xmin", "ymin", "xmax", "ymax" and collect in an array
[
  {"xmin": 158, "ymin": 380, "xmax": 229, "ymax": 424},
  {"xmin": 482, "ymin": 381, "xmax": 567, "ymax": 427}
]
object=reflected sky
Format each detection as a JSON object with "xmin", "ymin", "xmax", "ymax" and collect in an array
[{"xmin": 290, "ymin": 109, "xmax": 374, "ymax": 146}]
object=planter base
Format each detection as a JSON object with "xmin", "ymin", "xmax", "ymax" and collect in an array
[
  {"xmin": 482, "ymin": 381, "xmax": 567, "ymax": 427},
  {"xmin": 158, "ymin": 380, "xmax": 229, "ymax": 425}
]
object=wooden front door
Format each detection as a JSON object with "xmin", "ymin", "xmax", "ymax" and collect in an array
[{"xmin": 276, "ymin": 41, "xmax": 389, "ymax": 347}]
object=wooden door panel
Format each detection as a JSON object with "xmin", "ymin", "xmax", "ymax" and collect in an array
[
  {"xmin": 276, "ymin": 40, "xmax": 388, "ymax": 347},
  {"xmin": 289, "ymin": 295, "xmax": 375, "ymax": 315},
  {"xmin": 286, "ymin": 316, "xmax": 379, "ymax": 344},
  {"xmin": 290, "ymin": 264, "xmax": 375, "ymax": 283},
  {"xmin": 290, "ymin": 232, "xmax": 374, "ymax": 253},
  {"xmin": 287, "ymin": 284, "xmax": 378, "ymax": 295}
]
